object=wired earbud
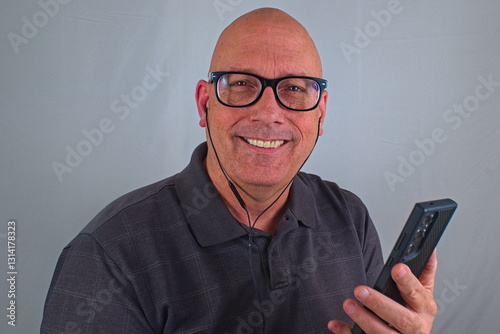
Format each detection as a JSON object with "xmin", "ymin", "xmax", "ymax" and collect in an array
[
  {"xmin": 205, "ymin": 106, "xmax": 248, "ymax": 211},
  {"xmin": 204, "ymin": 104, "xmax": 322, "ymax": 334}
]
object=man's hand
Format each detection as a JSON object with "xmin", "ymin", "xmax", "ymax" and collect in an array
[{"xmin": 327, "ymin": 251, "xmax": 438, "ymax": 333}]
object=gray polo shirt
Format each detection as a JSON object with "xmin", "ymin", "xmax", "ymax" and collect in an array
[{"xmin": 41, "ymin": 142, "xmax": 383, "ymax": 334}]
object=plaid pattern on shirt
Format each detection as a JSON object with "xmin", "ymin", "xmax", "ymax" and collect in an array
[{"xmin": 41, "ymin": 143, "xmax": 383, "ymax": 334}]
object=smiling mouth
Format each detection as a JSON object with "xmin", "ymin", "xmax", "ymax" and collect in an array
[{"xmin": 244, "ymin": 137, "xmax": 285, "ymax": 149}]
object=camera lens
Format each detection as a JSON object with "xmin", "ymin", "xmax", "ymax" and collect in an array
[
  {"xmin": 423, "ymin": 213, "xmax": 435, "ymax": 228},
  {"xmin": 406, "ymin": 243, "xmax": 415, "ymax": 255},
  {"xmin": 415, "ymin": 227, "xmax": 425, "ymax": 240}
]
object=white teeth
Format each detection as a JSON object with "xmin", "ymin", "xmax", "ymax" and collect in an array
[{"xmin": 245, "ymin": 138, "xmax": 285, "ymax": 148}]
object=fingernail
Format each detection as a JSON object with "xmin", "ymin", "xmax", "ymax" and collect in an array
[
  {"xmin": 329, "ymin": 322, "xmax": 339, "ymax": 333},
  {"xmin": 356, "ymin": 287, "xmax": 370, "ymax": 301},
  {"xmin": 395, "ymin": 265, "xmax": 408, "ymax": 280},
  {"xmin": 345, "ymin": 301, "xmax": 357, "ymax": 315}
]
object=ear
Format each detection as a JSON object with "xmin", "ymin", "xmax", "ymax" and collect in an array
[
  {"xmin": 317, "ymin": 89, "xmax": 328, "ymax": 136},
  {"xmin": 195, "ymin": 79, "xmax": 210, "ymax": 127}
]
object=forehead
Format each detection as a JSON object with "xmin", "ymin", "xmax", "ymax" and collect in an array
[{"xmin": 210, "ymin": 21, "xmax": 322, "ymax": 78}]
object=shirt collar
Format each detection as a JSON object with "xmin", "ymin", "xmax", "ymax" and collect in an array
[
  {"xmin": 287, "ymin": 172, "xmax": 318, "ymax": 229},
  {"xmin": 175, "ymin": 142, "xmax": 318, "ymax": 247}
]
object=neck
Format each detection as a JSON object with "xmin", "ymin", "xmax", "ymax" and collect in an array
[{"xmin": 205, "ymin": 156, "xmax": 292, "ymax": 235}]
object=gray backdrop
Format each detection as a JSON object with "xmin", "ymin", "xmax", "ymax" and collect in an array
[{"xmin": 1, "ymin": 0, "xmax": 499, "ymax": 333}]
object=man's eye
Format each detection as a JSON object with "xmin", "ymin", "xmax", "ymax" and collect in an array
[
  {"xmin": 227, "ymin": 80, "xmax": 250, "ymax": 87},
  {"xmin": 284, "ymin": 85, "xmax": 305, "ymax": 93}
]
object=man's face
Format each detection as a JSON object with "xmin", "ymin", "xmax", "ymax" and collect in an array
[{"xmin": 197, "ymin": 16, "xmax": 327, "ymax": 194}]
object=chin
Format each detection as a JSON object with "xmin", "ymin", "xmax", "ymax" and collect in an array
[{"xmin": 243, "ymin": 173, "xmax": 291, "ymax": 189}]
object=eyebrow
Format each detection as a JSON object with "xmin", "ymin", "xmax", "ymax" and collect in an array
[{"xmin": 224, "ymin": 67, "xmax": 312, "ymax": 78}]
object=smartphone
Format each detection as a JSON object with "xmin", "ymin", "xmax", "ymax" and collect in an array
[{"xmin": 352, "ymin": 198, "xmax": 457, "ymax": 334}]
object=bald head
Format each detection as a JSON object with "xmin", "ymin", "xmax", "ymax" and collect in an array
[{"xmin": 209, "ymin": 8, "xmax": 323, "ymax": 78}]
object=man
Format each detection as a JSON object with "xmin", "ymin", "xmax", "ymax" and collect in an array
[{"xmin": 42, "ymin": 8, "xmax": 437, "ymax": 333}]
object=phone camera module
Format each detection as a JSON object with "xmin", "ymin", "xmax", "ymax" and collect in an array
[
  {"xmin": 406, "ymin": 243, "xmax": 415, "ymax": 255},
  {"xmin": 414, "ymin": 227, "xmax": 425, "ymax": 240}
]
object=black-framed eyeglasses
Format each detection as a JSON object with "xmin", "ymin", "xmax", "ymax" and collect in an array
[{"xmin": 209, "ymin": 71, "xmax": 327, "ymax": 112}]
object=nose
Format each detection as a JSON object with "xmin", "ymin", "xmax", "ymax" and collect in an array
[{"xmin": 249, "ymin": 86, "xmax": 286, "ymax": 124}]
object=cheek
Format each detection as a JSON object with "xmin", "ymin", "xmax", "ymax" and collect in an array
[
  {"xmin": 208, "ymin": 109, "xmax": 242, "ymax": 139},
  {"xmin": 292, "ymin": 115, "xmax": 321, "ymax": 142}
]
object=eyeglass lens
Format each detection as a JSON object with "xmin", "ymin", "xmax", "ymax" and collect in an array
[{"xmin": 217, "ymin": 73, "xmax": 321, "ymax": 110}]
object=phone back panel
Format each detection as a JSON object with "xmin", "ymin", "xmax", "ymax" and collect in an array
[{"xmin": 374, "ymin": 199, "xmax": 458, "ymax": 304}]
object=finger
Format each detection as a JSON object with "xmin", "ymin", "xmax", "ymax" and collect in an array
[
  {"xmin": 342, "ymin": 298, "xmax": 400, "ymax": 334},
  {"xmin": 327, "ymin": 320, "xmax": 352, "ymax": 333},
  {"xmin": 350, "ymin": 287, "xmax": 431, "ymax": 334},
  {"xmin": 391, "ymin": 263, "xmax": 438, "ymax": 316},
  {"xmin": 351, "ymin": 287, "xmax": 402, "ymax": 327},
  {"xmin": 418, "ymin": 249, "xmax": 438, "ymax": 292}
]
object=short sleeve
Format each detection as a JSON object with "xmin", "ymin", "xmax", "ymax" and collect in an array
[
  {"xmin": 41, "ymin": 234, "xmax": 154, "ymax": 333},
  {"xmin": 342, "ymin": 189, "xmax": 384, "ymax": 286}
]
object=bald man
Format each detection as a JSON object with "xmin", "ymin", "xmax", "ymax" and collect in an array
[{"xmin": 42, "ymin": 8, "xmax": 438, "ymax": 334}]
